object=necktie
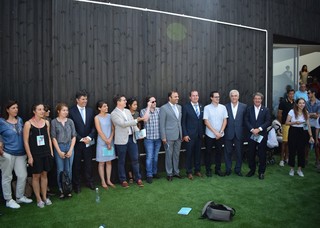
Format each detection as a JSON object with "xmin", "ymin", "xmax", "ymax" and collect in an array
[
  {"xmin": 80, "ymin": 108, "xmax": 85, "ymax": 124},
  {"xmin": 195, "ymin": 105, "xmax": 200, "ymax": 118},
  {"xmin": 173, "ymin": 105, "xmax": 179, "ymax": 119}
]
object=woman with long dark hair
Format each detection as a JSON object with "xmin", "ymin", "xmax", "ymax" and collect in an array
[
  {"xmin": 23, "ymin": 103, "xmax": 53, "ymax": 208},
  {"xmin": 0, "ymin": 100, "xmax": 33, "ymax": 209},
  {"xmin": 94, "ymin": 101, "xmax": 115, "ymax": 189},
  {"xmin": 286, "ymin": 98, "xmax": 314, "ymax": 177}
]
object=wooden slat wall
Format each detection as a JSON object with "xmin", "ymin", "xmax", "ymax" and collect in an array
[
  {"xmin": 1, "ymin": 0, "xmax": 320, "ymax": 119},
  {"xmin": 0, "ymin": 0, "xmax": 52, "ymax": 119}
]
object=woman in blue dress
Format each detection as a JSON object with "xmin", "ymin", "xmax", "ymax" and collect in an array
[{"xmin": 94, "ymin": 101, "xmax": 116, "ymax": 189}]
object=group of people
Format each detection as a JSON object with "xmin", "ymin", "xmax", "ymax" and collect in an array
[
  {"xmin": 0, "ymin": 87, "xmax": 314, "ymax": 210},
  {"xmin": 278, "ymin": 83, "xmax": 320, "ymax": 176}
]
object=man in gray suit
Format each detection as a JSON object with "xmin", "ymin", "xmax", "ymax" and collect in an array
[
  {"xmin": 160, "ymin": 91, "xmax": 183, "ymax": 181},
  {"xmin": 224, "ymin": 90, "xmax": 247, "ymax": 176}
]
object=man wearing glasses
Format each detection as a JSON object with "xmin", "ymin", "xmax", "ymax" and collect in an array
[
  {"xmin": 140, "ymin": 96, "xmax": 161, "ymax": 184},
  {"xmin": 203, "ymin": 91, "xmax": 228, "ymax": 177},
  {"xmin": 294, "ymin": 82, "xmax": 308, "ymax": 101}
]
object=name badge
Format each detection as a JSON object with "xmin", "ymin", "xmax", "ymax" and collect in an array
[{"xmin": 37, "ymin": 135, "xmax": 45, "ymax": 146}]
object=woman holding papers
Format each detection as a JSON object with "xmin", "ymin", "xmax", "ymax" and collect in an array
[
  {"xmin": 286, "ymin": 98, "xmax": 314, "ymax": 177},
  {"xmin": 95, "ymin": 101, "xmax": 116, "ymax": 189}
]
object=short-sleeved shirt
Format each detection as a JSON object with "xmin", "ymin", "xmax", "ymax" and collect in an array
[
  {"xmin": 287, "ymin": 109, "xmax": 306, "ymax": 128},
  {"xmin": 0, "ymin": 117, "xmax": 25, "ymax": 156},
  {"xmin": 294, "ymin": 90, "xmax": 308, "ymax": 101},
  {"xmin": 306, "ymin": 99, "xmax": 320, "ymax": 128},
  {"xmin": 51, "ymin": 118, "xmax": 77, "ymax": 144},
  {"xmin": 278, "ymin": 99, "xmax": 294, "ymax": 124},
  {"xmin": 203, "ymin": 103, "xmax": 228, "ymax": 138}
]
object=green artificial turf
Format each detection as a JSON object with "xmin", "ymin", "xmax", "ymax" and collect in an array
[{"xmin": 1, "ymin": 154, "xmax": 320, "ymax": 228}]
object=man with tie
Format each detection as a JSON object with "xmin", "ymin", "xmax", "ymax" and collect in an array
[
  {"xmin": 69, "ymin": 90, "xmax": 96, "ymax": 193},
  {"xmin": 203, "ymin": 91, "xmax": 228, "ymax": 177},
  {"xmin": 111, "ymin": 94, "xmax": 145, "ymax": 188},
  {"xmin": 159, "ymin": 91, "xmax": 183, "ymax": 181},
  {"xmin": 224, "ymin": 90, "xmax": 247, "ymax": 176},
  {"xmin": 245, "ymin": 92, "xmax": 271, "ymax": 180},
  {"xmin": 182, "ymin": 90, "xmax": 204, "ymax": 180}
]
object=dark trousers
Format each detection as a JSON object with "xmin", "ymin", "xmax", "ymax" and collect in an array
[
  {"xmin": 248, "ymin": 137, "xmax": 267, "ymax": 174},
  {"xmin": 115, "ymin": 135, "xmax": 141, "ymax": 183},
  {"xmin": 205, "ymin": 135, "xmax": 223, "ymax": 172},
  {"xmin": 224, "ymin": 137, "xmax": 243, "ymax": 173},
  {"xmin": 72, "ymin": 143, "xmax": 94, "ymax": 187},
  {"xmin": 288, "ymin": 127, "xmax": 307, "ymax": 168},
  {"xmin": 185, "ymin": 136, "xmax": 202, "ymax": 174}
]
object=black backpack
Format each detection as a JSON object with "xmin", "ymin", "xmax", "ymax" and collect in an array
[
  {"xmin": 201, "ymin": 201, "xmax": 236, "ymax": 221},
  {"xmin": 60, "ymin": 171, "xmax": 72, "ymax": 195}
]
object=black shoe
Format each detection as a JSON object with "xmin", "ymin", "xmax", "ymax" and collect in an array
[
  {"xmin": 153, "ymin": 174, "xmax": 160, "ymax": 179},
  {"xmin": 146, "ymin": 177, "xmax": 153, "ymax": 184},
  {"xmin": 167, "ymin": 176, "xmax": 173, "ymax": 181},
  {"xmin": 246, "ymin": 170, "xmax": 255, "ymax": 177},
  {"xmin": 225, "ymin": 171, "xmax": 231, "ymax": 176},
  {"xmin": 206, "ymin": 171, "xmax": 212, "ymax": 177},
  {"xmin": 87, "ymin": 182, "xmax": 95, "ymax": 190},
  {"xmin": 215, "ymin": 170, "xmax": 225, "ymax": 177},
  {"xmin": 74, "ymin": 186, "xmax": 81, "ymax": 194},
  {"xmin": 173, "ymin": 174, "xmax": 184, "ymax": 179},
  {"xmin": 259, "ymin": 173, "xmax": 265, "ymax": 180},
  {"xmin": 235, "ymin": 172, "xmax": 243, "ymax": 177}
]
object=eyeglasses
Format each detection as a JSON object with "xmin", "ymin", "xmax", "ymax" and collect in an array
[
  {"xmin": 151, "ymin": 100, "xmax": 156, "ymax": 103},
  {"xmin": 213, "ymin": 96, "xmax": 220, "ymax": 99}
]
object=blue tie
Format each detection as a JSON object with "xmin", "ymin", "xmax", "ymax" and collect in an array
[
  {"xmin": 195, "ymin": 105, "xmax": 200, "ymax": 118},
  {"xmin": 80, "ymin": 108, "xmax": 85, "ymax": 124}
]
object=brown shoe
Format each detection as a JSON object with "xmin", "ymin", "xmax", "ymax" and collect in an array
[
  {"xmin": 121, "ymin": 181, "xmax": 129, "ymax": 188},
  {"xmin": 137, "ymin": 179, "xmax": 144, "ymax": 187},
  {"xmin": 188, "ymin": 174, "xmax": 193, "ymax": 180},
  {"xmin": 195, "ymin": 172, "xmax": 202, "ymax": 177}
]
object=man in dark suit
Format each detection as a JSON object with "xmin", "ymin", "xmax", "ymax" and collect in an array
[
  {"xmin": 224, "ymin": 90, "xmax": 247, "ymax": 176},
  {"xmin": 69, "ymin": 90, "xmax": 96, "ymax": 192},
  {"xmin": 182, "ymin": 90, "xmax": 204, "ymax": 180},
  {"xmin": 245, "ymin": 92, "xmax": 271, "ymax": 180}
]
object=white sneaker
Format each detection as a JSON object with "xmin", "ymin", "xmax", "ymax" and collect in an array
[
  {"xmin": 279, "ymin": 161, "xmax": 284, "ymax": 167},
  {"xmin": 6, "ymin": 199, "xmax": 21, "ymax": 209},
  {"xmin": 289, "ymin": 169, "xmax": 294, "ymax": 176},
  {"xmin": 16, "ymin": 196, "xmax": 33, "ymax": 204},
  {"xmin": 297, "ymin": 170, "xmax": 304, "ymax": 177},
  {"xmin": 37, "ymin": 201, "xmax": 45, "ymax": 208},
  {"xmin": 44, "ymin": 198, "xmax": 52, "ymax": 206}
]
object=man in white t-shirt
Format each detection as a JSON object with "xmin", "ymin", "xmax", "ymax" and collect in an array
[{"xmin": 203, "ymin": 91, "xmax": 228, "ymax": 177}]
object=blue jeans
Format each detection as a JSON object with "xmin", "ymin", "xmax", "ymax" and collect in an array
[
  {"xmin": 54, "ymin": 143, "xmax": 74, "ymax": 191},
  {"xmin": 115, "ymin": 136, "xmax": 141, "ymax": 183},
  {"xmin": 144, "ymin": 138, "xmax": 161, "ymax": 177}
]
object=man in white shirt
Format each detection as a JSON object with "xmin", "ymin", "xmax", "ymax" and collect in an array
[{"xmin": 203, "ymin": 91, "xmax": 228, "ymax": 177}]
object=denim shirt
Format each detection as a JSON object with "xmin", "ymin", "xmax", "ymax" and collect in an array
[{"xmin": 0, "ymin": 117, "xmax": 25, "ymax": 156}]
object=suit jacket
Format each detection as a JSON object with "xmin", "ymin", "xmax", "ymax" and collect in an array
[
  {"xmin": 111, "ymin": 108, "xmax": 139, "ymax": 145},
  {"xmin": 69, "ymin": 106, "xmax": 96, "ymax": 143},
  {"xmin": 181, "ymin": 102, "xmax": 204, "ymax": 139},
  {"xmin": 245, "ymin": 105, "xmax": 271, "ymax": 137},
  {"xmin": 159, "ymin": 102, "xmax": 182, "ymax": 141},
  {"xmin": 224, "ymin": 102, "xmax": 247, "ymax": 141}
]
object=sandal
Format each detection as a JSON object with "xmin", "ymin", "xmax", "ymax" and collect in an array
[
  {"xmin": 107, "ymin": 182, "xmax": 116, "ymax": 188},
  {"xmin": 129, "ymin": 178, "xmax": 134, "ymax": 184}
]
